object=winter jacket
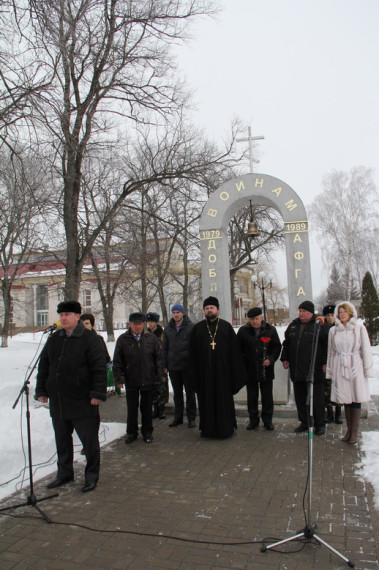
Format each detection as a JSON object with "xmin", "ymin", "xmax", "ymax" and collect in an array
[
  {"xmin": 326, "ymin": 302, "xmax": 373, "ymax": 404},
  {"xmin": 280, "ymin": 315, "xmax": 329, "ymax": 383},
  {"xmin": 148, "ymin": 324, "xmax": 164, "ymax": 346},
  {"xmin": 35, "ymin": 320, "xmax": 107, "ymax": 420},
  {"xmin": 98, "ymin": 333, "xmax": 112, "ymax": 363},
  {"xmin": 161, "ymin": 315, "xmax": 194, "ymax": 371},
  {"xmin": 112, "ymin": 329, "xmax": 163, "ymax": 389},
  {"xmin": 237, "ymin": 321, "xmax": 281, "ymax": 383}
]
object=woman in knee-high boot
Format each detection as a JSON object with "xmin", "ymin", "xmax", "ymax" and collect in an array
[{"xmin": 326, "ymin": 302, "xmax": 373, "ymax": 445}]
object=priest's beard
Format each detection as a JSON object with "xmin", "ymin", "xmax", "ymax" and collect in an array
[{"xmin": 206, "ymin": 315, "xmax": 218, "ymax": 323}]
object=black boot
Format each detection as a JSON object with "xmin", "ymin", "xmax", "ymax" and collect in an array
[
  {"xmin": 158, "ymin": 405, "xmax": 166, "ymax": 420},
  {"xmin": 325, "ymin": 406, "xmax": 334, "ymax": 423},
  {"xmin": 169, "ymin": 417, "xmax": 183, "ymax": 427},
  {"xmin": 334, "ymin": 405, "xmax": 343, "ymax": 424}
]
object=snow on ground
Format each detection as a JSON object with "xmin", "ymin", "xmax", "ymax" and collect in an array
[
  {"xmin": 358, "ymin": 345, "xmax": 379, "ymax": 508},
  {"xmin": 0, "ymin": 331, "xmax": 124, "ymax": 502},
  {"xmin": 0, "ymin": 331, "xmax": 379, "ymax": 507}
]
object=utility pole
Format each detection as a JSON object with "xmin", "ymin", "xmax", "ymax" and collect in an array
[{"xmin": 236, "ymin": 126, "xmax": 264, "ymax": 173}]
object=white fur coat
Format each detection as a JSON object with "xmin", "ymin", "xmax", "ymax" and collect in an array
[{"xmin": 326, "ymin": 302, "xmax": 373, "ymax": 404}]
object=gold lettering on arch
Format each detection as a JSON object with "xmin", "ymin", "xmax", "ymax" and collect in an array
[{"xmin": 285, "ymin": 199, "xmax": 298, "ymax": 211}]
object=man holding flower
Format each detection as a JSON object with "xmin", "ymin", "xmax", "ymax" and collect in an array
[{"xmin": 237, "ymin": 307, "xmax": 281, "ymax": 431}]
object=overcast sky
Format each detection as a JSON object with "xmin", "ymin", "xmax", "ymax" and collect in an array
[{"xmin": 175, "ymin": 0, "xmax": 379, "ymax": 296}]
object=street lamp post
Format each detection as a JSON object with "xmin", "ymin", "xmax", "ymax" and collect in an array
[
  {"xmin": 251, "ymin": 272, "xmax": 273, "ymax": 321},
  {"xmin": 234, "ymin": 284, "xmax": 243, "ymax": 326}
]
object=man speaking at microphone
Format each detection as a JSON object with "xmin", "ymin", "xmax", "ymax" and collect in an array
[
  {"xmin": 35, "ymin": 301, "xmax": 107, "ymax": 493},
  {"xmin": 281, "ymin": 301, "xmax": 328, "ymax": 435}
]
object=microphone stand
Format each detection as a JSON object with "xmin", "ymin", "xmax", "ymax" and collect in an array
[
  {"xmin": 0, "ymin": 332, "xmax": 58, "ymax": 523},
  {"xmin": 261, "ymin": 319, "xmax": 355, "ymax": 567}
]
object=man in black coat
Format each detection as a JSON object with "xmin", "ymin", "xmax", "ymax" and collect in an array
[
  {"xmin": 113, "ymin": 312, "xmax": 162, "ymax": 444},
  {"xmin": 281, "ymin": 300, "xmax": 328, "ymax": 435},
  {"xmin": 161, "ymin": 304, "xmax": 196, "ymax": 428},
  {"xmin": 189, "ymin": 296, "xmax": 247, "ymax": 439},
  {"xmin": 35, "ymin": 301, "xmax": 107, "ymax": 493},
  {"xmin": 146, "ymin": 312, "xmax": 168, "ymax": 420},
  {"xmin": 237, "ymin": 307, "xmax": 281, "ymax": 431},
  {"xmin": 322, "ymin": 304, "xmax": 342, "ymax": 424}
]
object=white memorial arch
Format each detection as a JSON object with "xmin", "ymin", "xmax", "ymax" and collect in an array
[{"xmin": 199, "ymin": 173, "xmax": 313, "ymax": 321}]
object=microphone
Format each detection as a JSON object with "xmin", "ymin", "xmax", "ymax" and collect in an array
[
  {"xmin": 43, "ymin": 321, "xmax": 61, "ymax": 334},
  {"xmin": 315, "ymin": 315, "xmax": 325, "ymax": 325}
]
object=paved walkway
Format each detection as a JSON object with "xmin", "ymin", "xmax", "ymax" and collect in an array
[{"xmin": 0, "ymin": 394, "xmax": 379, "ymax": 569}]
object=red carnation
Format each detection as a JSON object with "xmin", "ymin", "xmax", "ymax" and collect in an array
[{"xmin": 261, "ymin": 337, "xmax": 271, "ymax": 378}]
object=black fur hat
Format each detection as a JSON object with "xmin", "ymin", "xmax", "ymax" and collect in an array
[
  {"xmin": 57, "ymin": 301, "xmax": 82, "ymax": 314},
  {"xmin": 129, "ymin": 312, "xmax": 145, "ymax": 323}
]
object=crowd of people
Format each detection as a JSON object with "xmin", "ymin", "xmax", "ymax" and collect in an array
[{"xmin": 35, "ymin": 296, "xmax": 373, "ymax": 493}]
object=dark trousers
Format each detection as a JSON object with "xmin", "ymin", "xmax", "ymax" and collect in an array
[
  {"xmin": 293, "ymin": 381, "xmax": 325, "ymax": 428},
  {"xmin": 126, "ymin": 388, "xmax": 153, "ymax": 437},
  {"xmin": 52, "ymin": 414, "xmax": 100, "ymax": 484},
  {"xmin": 169, "ymin": 369, "xmax": 196, "ymax": 421},
  {"xmin": 246, "ymin": 380, "xmax": 273, "ymax": 426}
]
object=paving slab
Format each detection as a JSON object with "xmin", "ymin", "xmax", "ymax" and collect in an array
[{"xmin": 0, "ymin": 394, "xmax": 378, "ymax": 569}]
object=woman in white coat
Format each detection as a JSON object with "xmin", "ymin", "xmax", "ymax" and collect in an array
[{"xmin": 326, "ymin": 301, "xmax": 373, "ymax": 444}]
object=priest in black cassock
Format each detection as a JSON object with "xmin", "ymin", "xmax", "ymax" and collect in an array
[{"xmin": 189, "ymin": 297, "xmax": 247, "ymax": 438}]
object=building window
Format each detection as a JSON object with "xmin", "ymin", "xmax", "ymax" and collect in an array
[
  {"xmin": 83, "ymin": 290, "xmax": 91, "ymax": 313},
  {"xmin": 36, "ymin": 285, "xmax": 48, "ymax": 310},
  {"xmin": 36, "ymin": 285, "xmax": 48, "ymax": 327},
  {"xmin": 36, "ymin": 312, "xmax": 48, "ymax": 327}
]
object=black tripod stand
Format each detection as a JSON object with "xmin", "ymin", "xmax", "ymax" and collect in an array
[
  {"xmin": 261, "ymin": 319, "xmax": 355, "ymax": 567},
  {"xmin": 0, "ymin": 337, "xmax": 58, "ymax": 523}
]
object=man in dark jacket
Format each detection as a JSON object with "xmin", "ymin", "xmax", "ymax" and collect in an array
[
  {"xmin": 113, "ymin": 312, "xmax": 162, "ymax": 444},
  {"xmin": 161, "ymin": 304, "xmax": 196, "ymax": 428},
  {"xmin": 237, "ymin": 307, "xmax": 281, "ymax": 431},
  {"xmin": 35, "ymin": 301, "xmax": 107, "ymax": 493},
  {"xmin": 281, "ymin": 300, "xmax": 328, "ymax": 435},
  {"xmin": 322, "ymin": 304, "xmax": 342, "ymax": 424},
  {"xmin": 146, "ymin": 312, "xmax": 168, "ymax": 420}
]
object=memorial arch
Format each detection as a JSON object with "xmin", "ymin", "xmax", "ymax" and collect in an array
[{"xmin": 199, "ymin": 173, "xmax": 312, "ymax": 321}]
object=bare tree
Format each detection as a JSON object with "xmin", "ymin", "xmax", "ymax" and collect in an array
[
  {"xmin": 0, "ymin": 150, "xmax": 50, "ymax": 346},
  {"xmin": 6, "ymin": 0, "xmax": 219, "ymax": 299},
  {"xmin": 228, "ymin": 204, "xmax": 284, "ymax": 303},
  {"xmin": 164, "ymin": 181, "xmax": 204, "ymax": 316},
  {"xmin": 0, "ymin": 3, "xmax": 53, "ymax": 147},
  {"xmin": 310, "ymin": 166, "xmax": 379, "ymax": 295}
]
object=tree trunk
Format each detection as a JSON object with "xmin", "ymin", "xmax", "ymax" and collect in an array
[
  {"xmin": 63, "ymin": 153, "xmax": 83, "ymax": 300},
  {"xmin": 1, "ymin": 280, "xmax": 12, "ymax": 348},
  {"xmin": 103, "ymin": 310, "xmax": 115, "ymax": 343}
]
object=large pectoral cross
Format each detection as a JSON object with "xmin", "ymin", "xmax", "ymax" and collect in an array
[{"xmin": 210, "ymin": 340, "xmax": 216, "ymax": 350}]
